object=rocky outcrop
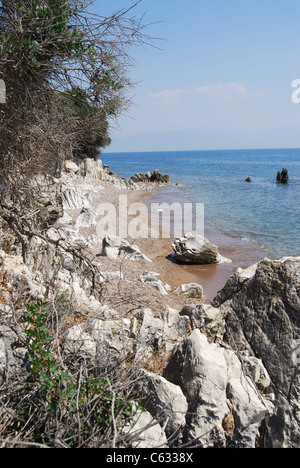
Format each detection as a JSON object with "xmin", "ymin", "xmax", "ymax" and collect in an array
[
  {"xmin": 136, "ymin": 369, "xmax": 188, "ymax": 439},
  {"xmin": 164, "ymin": 329, "xmax": 272, "ymax": 448},
  {"xmin": 213, "ymin": 256, "xmax": 300, "ymax": 448},
  {"xmin": 30, "ymin": 174, "xmax": 64, "ymax": 226},
  {"xmin": 2, "ymin": 236, "xmax": 300, "ymax": 447},
  {"xmin": 63, "ymin": 306, "xmax": 191, "ymax": 368},
  {"xmin": 0, "ymin": 325, "xmax": 30, "ymax": 382},
  {"xmin": 179, "ymin": 303, "xmax": 226, "ymax": 344},
  {"xmin": 66, "ymin": 157, "xmax": 170, "ymax": 189},
  {"xmin": 276, "ymin": 168, "xmax": 289, "ymax": 183},
  {"xmin": 172, "ymin": 233, "xmax": 231, "ymax": 264},
  {"xmin": 61, "ymin": 255, "xmax": 300, "ymax": 447},
  {"xmin": 101, "ymin": 234, "xmax": 152, "ymax": 262},
  {"xmin": 61, "ymin": 302, "xmax": 274, "ymax": 447},
  {"xmin": 122, "ymin": 406, "xmax": 168, "ymax": 448},
  {"xmin": 65, "ymin": 158, "xmax": 139, "ymax": 190},
  {"xmin": 0, "ymin": 250, "xmax": 46, "ymax": 303},
  {"xmin": 131, "ymin": 169, "xmax": 170, "ymax": 184}
]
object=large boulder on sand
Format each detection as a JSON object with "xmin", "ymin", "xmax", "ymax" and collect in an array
[{"xmin": 172, "ymin": 233, "xmax": 228, "ymax": 264}]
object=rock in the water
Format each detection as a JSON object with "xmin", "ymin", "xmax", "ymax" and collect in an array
[
  {"xmin": 131, "ymin": 169, "xmax": 169, "ymax": 184},
  {"xmin": 276, "ymin": 168, "xmax": 289, "ymax": 183},
  {"xmin": 172, "ymin": 233, "xmax": 221, "ymax": 264}
]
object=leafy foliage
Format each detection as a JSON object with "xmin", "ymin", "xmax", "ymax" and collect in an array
[
  {"xmin": 60, "ymin": 88, "xmax": 111, "ymax": 160},
  {"xmin": 0, "ymin": 0, "xmax": 151, "ymax": 175}
]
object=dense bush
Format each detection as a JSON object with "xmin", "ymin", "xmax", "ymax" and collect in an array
[{"xmin": 0, "ymin": 0, "xmax": 150, "ymax": 177}]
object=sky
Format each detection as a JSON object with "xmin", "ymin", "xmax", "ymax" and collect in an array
[{"xmin": 93, "ymin": 0, "xmax": 300, "ymax": 153}]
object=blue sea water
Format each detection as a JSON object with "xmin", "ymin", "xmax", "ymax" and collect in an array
[{"xmin": 102, "ymin": 148, "xmax": 300, "ymax": 259}]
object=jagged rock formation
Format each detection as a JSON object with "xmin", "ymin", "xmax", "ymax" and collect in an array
[
  {"xmin": 212, "ymin": 257, "xmax": 300, "ymax": 448},
  {"xmin": 4, "ymin": 248, "xmax": 300, "ymax": 446},
  {"xmin": 65, "ymin": 157, "xmax": 139, "ymax": 190},
  {"xmin": 164, "ymin": 328, "xmax": 272, "ymax": 448}
]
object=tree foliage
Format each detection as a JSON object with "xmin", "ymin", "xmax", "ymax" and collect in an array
[{"xmin": 0, "ymin": 0, "xmax": 151, "ymax": 176}]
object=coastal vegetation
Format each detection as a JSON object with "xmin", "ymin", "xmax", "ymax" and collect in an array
[
  {"xmin": 0, "ymin": 0, "xmax": 150, "ymax": 178},
  {"xmin": 0, "ymin": 0, "xmax": 299, "ymax": 450},
  {"xmin": 0, "ymin": 0, "xmax": 158, "ymax": 449}
]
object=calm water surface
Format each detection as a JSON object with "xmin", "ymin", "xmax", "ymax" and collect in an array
[{"xmin": 102, "ymin": 148, "xmax": 300, "ymax": 259}]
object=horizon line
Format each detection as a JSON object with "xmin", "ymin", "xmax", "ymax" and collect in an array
[{"xmin": 102, "ymin": 146, "xmax": 300, "ymax": 155}]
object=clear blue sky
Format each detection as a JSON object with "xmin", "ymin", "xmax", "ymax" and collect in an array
[{"xmin": 94, "ymin": 0, "xmax": 300, "ymax": 152}]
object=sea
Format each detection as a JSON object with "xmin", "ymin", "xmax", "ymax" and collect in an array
[{"xmin": 102, "ymin": 148, "xmax": 300, "ymax": 260}]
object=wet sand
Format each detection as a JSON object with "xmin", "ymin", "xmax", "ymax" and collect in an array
[{"xmin": 141, "ymin": 184, "xmax": 269, "ymax": 303}]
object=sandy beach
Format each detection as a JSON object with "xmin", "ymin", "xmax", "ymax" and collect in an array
[
  {"xmin": 64, "ymin": 171, "xmax": 269, "ymax": 315},
  {"xmin": 138, "ymin": 183, "xmax": 269, "ymax": 303}
]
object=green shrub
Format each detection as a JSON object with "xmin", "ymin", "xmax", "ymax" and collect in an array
[{"xmin": 18, "ymin": 300, "xmax": 141, "ymax": 447}]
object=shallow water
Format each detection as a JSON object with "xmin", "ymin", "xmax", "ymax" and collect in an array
[{"xmin": 103, "ymin": 148, "xmax": 300, "ymax": 260}]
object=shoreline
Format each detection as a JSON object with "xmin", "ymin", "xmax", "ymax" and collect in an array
[
  {"xmin": 140, "ymin": 183, "xmax": 269, "ymax": 303},
  {"xmin": 60, "ymin": 166, "xmax": 269, "ymax": 308}
]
